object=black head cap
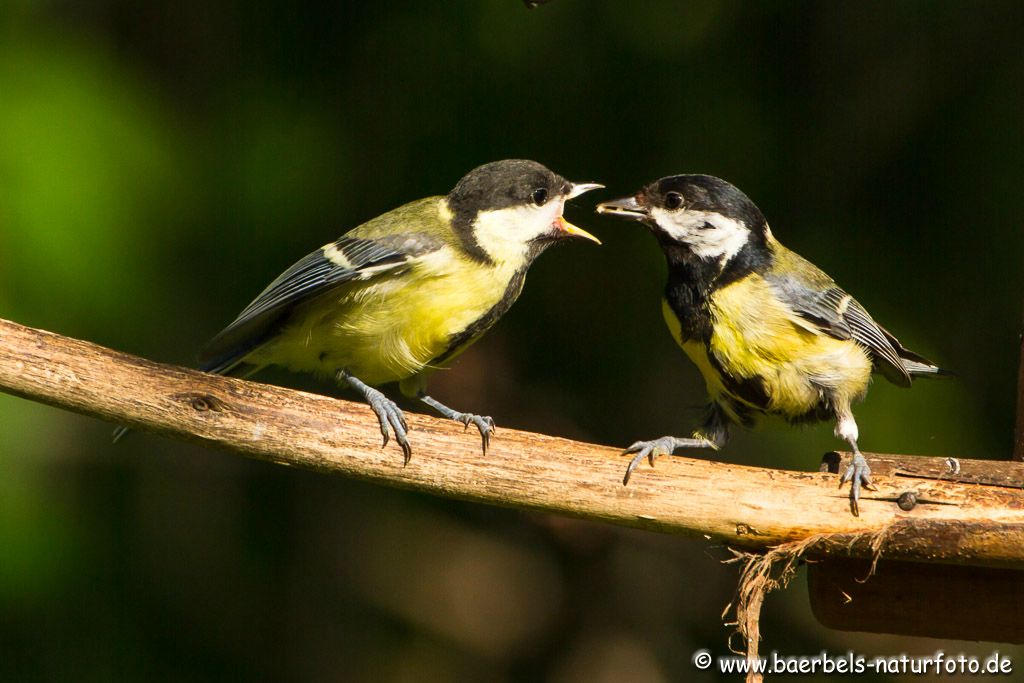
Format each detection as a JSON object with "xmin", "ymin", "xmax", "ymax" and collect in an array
[
  {"xmin": 642, "ymin": 174, "xmax": 768, "ymax": 235},
  {"xmin": 447, "ymin": 159, "xmax": 571, "ymax": 217}
]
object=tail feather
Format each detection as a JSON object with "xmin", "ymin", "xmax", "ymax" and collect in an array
[
  {"xmin": 879, "ymin": 324, "xmax": 952, "ymax": 380},
  {"xmin": 901, "ymin": 357, "xmax": 954, "ymax": 379}
]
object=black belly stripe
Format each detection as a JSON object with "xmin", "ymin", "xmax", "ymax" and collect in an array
[
  {"xmin": 717, "ymin": 396, "xmax": 757, "ymax": 428},
  {"xmin": 705, "ymin": 349, "xmax": 772, "ymax": 411},
  {"xmin": 432, "ymin": 268, "xmax": 528, "ymax": 366}
]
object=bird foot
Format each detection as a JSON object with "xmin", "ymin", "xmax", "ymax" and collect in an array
[
  {"xmin": 417, "ymin": 394, "xmax": 495, "ymax": 455},
  {"xmin": 454, "ymin": 412, "xmax": 496, "ymax": 454},
  {"xmin": 622, "ymin": 436, "xmax": 712, "ymax": 485},
  {"xmin": 839, "ymin": 452, "xmax": 876, "ymax": 516},
  {"xmin": 365, "ymin": 388, "xmax": 411, "ymax": 464}
]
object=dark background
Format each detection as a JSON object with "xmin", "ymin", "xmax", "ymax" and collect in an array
[{"xmin": 1, "ymin": 1, "xmax": 1022, "ymax": 681}]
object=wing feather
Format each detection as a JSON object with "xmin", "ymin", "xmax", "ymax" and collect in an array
[
  {"xmin": 766, "ymin": 264, "xmax": 912, "ymax": 387},
  {"xmin": 198, "ymin": 234, "xmax": 435, "ymax": 373}
]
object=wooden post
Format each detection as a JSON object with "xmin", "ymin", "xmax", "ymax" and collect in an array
[
  {"xmin": 809, "ymin": 322, "xmax": 1024, "ymax": 643},
  {"xmin": 809, "ymin": 558, "xmax": 1024, "ymax": 643}
]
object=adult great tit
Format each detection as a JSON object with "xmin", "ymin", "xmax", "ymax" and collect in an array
[
  {"xmin": 117, "ymin": 160, "xmax": 601, "ymax": 460},
  {"xmin": 597, "ymin": 175, "xmax": 945, "ymax": 516}
]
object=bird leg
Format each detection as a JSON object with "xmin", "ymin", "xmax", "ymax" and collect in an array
[
  {"xmin": 338, "ymin": 370, "xmax": 411, "ymax": 464},
  {"xmin": 417, "ymin": 393, "xmax": 495, "ymax": 455},
  {"xmin": 835, "ymin": 412, "xmax": 875, "ymax": 516}
]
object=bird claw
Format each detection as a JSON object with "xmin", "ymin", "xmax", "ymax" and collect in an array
[
  {"xmin": 456, "ymin": 413, "xmax": 496, "ymax": 455},
  {"xmin": 416, "ymin": 394, "xmax": 496, "ymax": 455},
  {"xmin": 367, "ymin": 391, "xmax": 412, "ymax": 465},
  {"xmin": 840, "ymin": 453, "xmax": 874, "ymax": 516},
  {"xmin": 622, "ymin": 437, "xmax": 677, "ymax": 485}
]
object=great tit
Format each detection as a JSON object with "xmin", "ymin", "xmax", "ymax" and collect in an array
[
  {"xmin": 117, "ymin": 160, "xmax": 602, "ymax": 459},
  {"xmin": 597, "ymin": 175, "xmax": 945, "ymax": 515}
]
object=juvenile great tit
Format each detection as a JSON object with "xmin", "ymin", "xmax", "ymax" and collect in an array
[
  {"xmin": 597, "ymin": 175, "xmax": 945, "ymax": 516},
  {"xmin": 117, "ymin": 160, "xmax": 602, "ymax": 459}
]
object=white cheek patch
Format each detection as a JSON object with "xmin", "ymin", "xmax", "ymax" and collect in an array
[
  {"xmin": 473, "ymin": 202, "xmax": 560, "ymax": 264},
  {"xmin": 650, "ymin": 207, "xmax": 750, "ymax": 262}
]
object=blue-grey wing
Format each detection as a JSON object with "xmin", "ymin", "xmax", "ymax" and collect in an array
[
  {"xmin": 198, "ymin": 235, "xmax": 434, "ymax": 374},
  {"xmin": 767, "ymin": 272, "xmax": 913, "ymax": 387}
]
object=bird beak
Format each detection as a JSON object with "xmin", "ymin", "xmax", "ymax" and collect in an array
[
  {"xmin": 551, "ymin": 182, "xmax": 603, "ymax": 244},
  {"xmin": 595, "ymin": 195, "xmax": 649, "ymax": 220},
  {"xmin": 567, "ymin": 182, "xmax": 604, "ymax": 200},
  {"xmin": 553, "ymin": 216, "xmax": 602, "ymax": 244}
]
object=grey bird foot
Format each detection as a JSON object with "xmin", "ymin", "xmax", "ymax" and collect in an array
[
  {"xmin": 623, "ymin": 436, "xmax": 680, "ymax": 485},
  {"xmin": 417, "ymin": 394, "xmax": 495, "ymax": 455},
  {"xmin": 839, "ymin": 452, "xmax": 876, "ymax": 517},
  {"xmin": 622, "ymin": 436, "xmax": 718, "ymax": 485},
  {"xmin": 366, "ymin": 390, "xmax": 411, "ymax": 465},
  {"xmin": 454, "ymin": 412, "xmax": 496, "ymax": 455}
]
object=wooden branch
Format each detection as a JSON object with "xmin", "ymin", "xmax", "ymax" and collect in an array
[{"xmin": 2, "ymin": 316, "xmax": 1024, "ymax": 567}]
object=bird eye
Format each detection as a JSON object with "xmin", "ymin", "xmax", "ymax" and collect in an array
[
  {"xmin": 665, "ymin": 192, "xmax": 684, "ymax": 209},
  {"xmin": 532, "ymin": 188, "xmax": 548, "ymax": 206}
]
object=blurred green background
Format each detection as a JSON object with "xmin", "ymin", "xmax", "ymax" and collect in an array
[{"xmin": 1, "ymin": 1, "xmax": 1022, "ymax": 681}]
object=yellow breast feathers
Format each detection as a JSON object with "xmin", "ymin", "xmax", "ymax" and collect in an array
[
  {"xmin": 255, "ymin": 248, "xmax": 521, "ymax": 386},
  {"xmin": 666, "ymin": 275, "xmax": 872, "ymax": 418}
]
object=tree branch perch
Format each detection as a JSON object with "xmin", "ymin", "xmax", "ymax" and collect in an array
[{"xmin": 2, "ymin": 316, "xmax": 1023, "ymax": 568}]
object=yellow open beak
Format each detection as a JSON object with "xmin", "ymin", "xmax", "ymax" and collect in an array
[
  {"xmin": 556, "ymin": 216, "xmax": 602, "ymax": 245},
  {"xmin": 555, "ymin": 182, "xmax": 603, "ymax": 244}
]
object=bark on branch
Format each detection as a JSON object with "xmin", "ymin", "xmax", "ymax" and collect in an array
[{"xmin": 1, "ymin": 316, "xmax": 1023, "ymax": 567}]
